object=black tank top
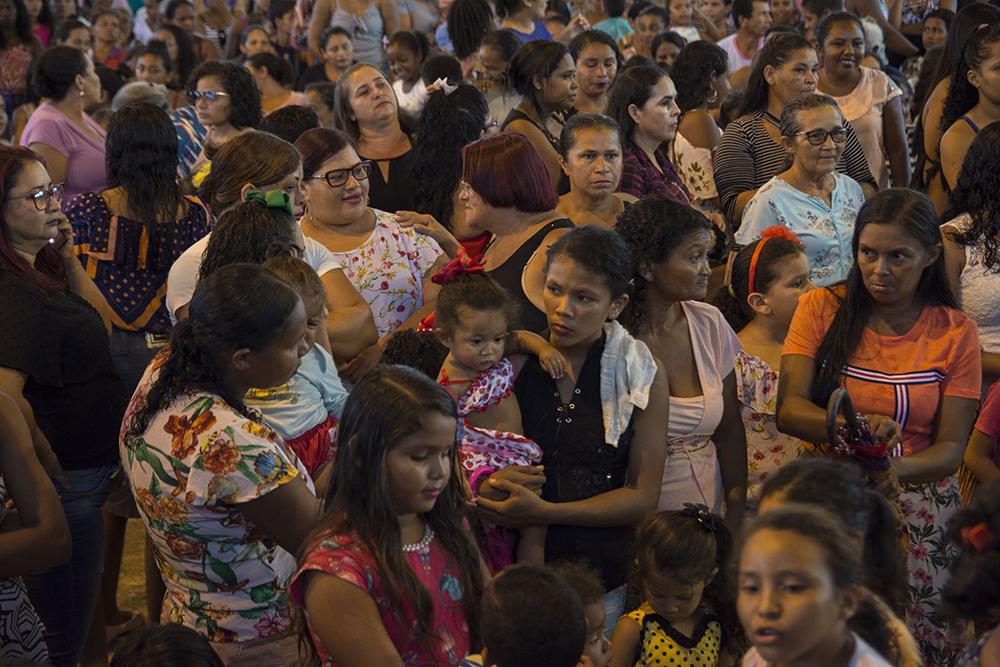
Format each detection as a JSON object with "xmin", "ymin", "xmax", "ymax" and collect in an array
[{"xmin": 486, "ymin": 218, "xmax": 575, "ymax": 334}]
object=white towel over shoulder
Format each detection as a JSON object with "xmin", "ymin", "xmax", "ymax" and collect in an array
[{"xmin": 600, "ymin": 321, "xmax": 658, "ymax": 447}]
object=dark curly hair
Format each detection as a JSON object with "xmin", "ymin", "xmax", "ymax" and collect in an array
[
  {"xmin": 188, "ymin": 60, "xmax": 262, "ymax": 130},
  {"xmin": 435, "ymin": 271, "xmax": 515, "ymax": 335},
  {"xmin": 411, "ymin": 83, "xmax": 487, "ymax": 232},
  {"xmin": 379, "ymin": 329, "xmax": 449, "ymax": 379},
  {"xmin": 811, "ymin": 189, "xmax": 954, "ymax": 406},
  {"xmin": 941, "ymin": 479, "xmax": 1000, "ymax": 620},
  {"xmin": 944, "ymin": 122, "xmax": 1000, "ymax": 273},
  {"xmin": 123, "ymin": 264, "xmax": 301, "ymax": 441},
  {"xmin": 941, "ymin": 23, "xmax": 1000, "ymax": 136},
  {"xmin": 711, "ymin": 234, "xmax": 805, "ymax": 332},
  {"xmin": 614, "ymin": 197, "xmax": 714, "ymax": 334},
  {"xmin": 672, "ymin": 40, "xmax": 729, "ymax": 112},
  {"xmin": 447, "ymin": 0, "xmax": 495, "ymax": 60}
]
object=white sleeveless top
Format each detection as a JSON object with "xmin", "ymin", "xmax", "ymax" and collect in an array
[
  {"xmin": 671, "ymin": 130, "xmax": 718, "ymax": 202},
  {"xmin": 944, "ymin": 213, "xmax": 1000, "ymax": 354}
]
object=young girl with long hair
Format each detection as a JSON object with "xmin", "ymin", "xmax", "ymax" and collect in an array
[
  {"xmin": 757, "ymin": 458, "xmax": 920, "ymax": 667},
  {"xmin": 611, "ymin": 506, "xmax": 738, "ymax": 666},
  {"xmin": 292, "ymin": 365, "xmax": 486, "ymax": 666},
  {"xmin": 712, "ymin": 227, "xmax": 812, "ymax": 504},
  {"xmin": 738, "ymin": 505, "xmax": 897, "ymax": 666}
]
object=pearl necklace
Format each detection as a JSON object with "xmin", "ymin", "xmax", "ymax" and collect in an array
[{"xmin": 401, "ymin": 524, "xmax": 435, "ymax": 553}]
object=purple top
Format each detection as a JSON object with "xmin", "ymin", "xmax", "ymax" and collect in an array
[{"xmin": 20, "ymin": 103, "xmax": 107, "ymax": 204}]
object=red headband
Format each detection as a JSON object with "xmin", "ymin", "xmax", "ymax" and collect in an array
[{"xmin": 747, "ymin": 226, "xmax": 804, "ymax": 294}]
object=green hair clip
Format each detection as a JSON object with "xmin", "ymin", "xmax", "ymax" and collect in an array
[{"xmin": 243, "ymin": 189, "xmax": 293, "ymax": 216}]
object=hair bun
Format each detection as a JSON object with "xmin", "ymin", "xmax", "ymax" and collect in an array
[{"xmin": 760, "ymin": 225, "xmax": 804, "ymax": 247}]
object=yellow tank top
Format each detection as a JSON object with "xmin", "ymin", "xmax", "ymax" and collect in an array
[{"xmin": 627, "ymin": 607, "xmax": 723, "ymax": 666}]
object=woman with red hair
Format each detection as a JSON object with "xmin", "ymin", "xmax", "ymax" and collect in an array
[
  {"xmin": 461, "ymin": 134, "xmax": 575, "ymax": 334},
  {"xmin": 0, "ymin": 146, "xmax": 127, "ymax": 665}
]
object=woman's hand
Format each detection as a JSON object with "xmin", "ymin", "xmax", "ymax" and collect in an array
[
  {"xmin": 472, "ymin": 477, "xmax": 550, "ymax": 527},
  {"xmin": 53, "ymin": 219, "xmax": 75, "ymax": 263},
  {"xmin": 339, "ymin": 340, "xmax": 384, "ymax": 384},
  {"xmin": 477, "ymin": 464, "xmax": 545, "ymax": 500},
  {"xmin": 393, "ymin": 211, "xmax": 460, "ymax": 257},
  {"xmin": 864, "ymin": 414, "xmax": 903, "ymax": 451}
]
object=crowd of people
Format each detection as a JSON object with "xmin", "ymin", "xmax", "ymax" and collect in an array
[{"xmin": 0, "ymin": 0, "xmax": 999, "ymax": 663}]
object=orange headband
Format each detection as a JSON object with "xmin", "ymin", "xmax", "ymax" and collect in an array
[{"xmin": 747, "ymin": 226, "xmax": 804, "ymax": 295}]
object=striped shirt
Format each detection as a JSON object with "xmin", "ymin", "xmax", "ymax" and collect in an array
[{"xmin": 714, "ymin": 110, "xmax": 876, "ymax": 227}]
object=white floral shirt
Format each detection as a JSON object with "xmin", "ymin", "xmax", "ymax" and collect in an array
[
  {"xmin": 330, "ymin": 210, "xmax": 443, "ymax": 338},
  {"xmin": 736, "ymin": 173, "xmax": 864, "ymax": 287}
]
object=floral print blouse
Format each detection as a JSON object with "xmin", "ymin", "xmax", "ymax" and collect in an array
[
  {"xmin": 736, "ymin": 173, "xmax": 864, "ymax": 287},
  {"xmin": 736, "ymin": 350, "xmax": 808, "ymax": 505},
  {"xmin": 120, "ymin": 355, "xmax": 314, "ymax": 643},
  {"xmin": 328, "ymin": 210, "xmax": 443, "ymax": 338},
  {"xmin": 292, "ymin": 530, "xmax": 471, "ymax": 666}
]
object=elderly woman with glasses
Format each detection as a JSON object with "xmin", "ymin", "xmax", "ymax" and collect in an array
[
  {"xmin": 295, "ymin": 127, "xmax": 446, "ymax": 376},
  {"xmin": 735, "ymin": 94, "xmax": 865, "ymax": 287}
]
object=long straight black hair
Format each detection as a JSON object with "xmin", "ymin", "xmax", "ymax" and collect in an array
[{"xmin": 811, "ymin": 189, "xmax": 954, "ymax": 405}]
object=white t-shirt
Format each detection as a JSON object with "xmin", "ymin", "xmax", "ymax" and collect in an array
[
  {"xmin": 717, "ymin": 33, "xmax": 763, "ymax": 73},
  {"xmin": 742, "ymin": 633, "xmax": 893, "ymax": 667},
  {"xmin": 165, "ymin": 231, "xmax": 343, "ymax": 323}
]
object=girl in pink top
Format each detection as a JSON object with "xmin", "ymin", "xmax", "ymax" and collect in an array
[{"xmin": 292, "ymin": 366, "xmax": 486, "ymax": 667}]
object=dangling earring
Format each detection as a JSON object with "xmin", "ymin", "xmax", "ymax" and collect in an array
[
  {"xmin": 707, "ymin": 87, "xmax": 719, "ymax": 104},
  {"xmin": 78, "ymin": 87, "xmax": 85, "ymax": 97}
]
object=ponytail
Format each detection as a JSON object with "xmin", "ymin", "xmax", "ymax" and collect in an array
[{"xmin": 861, "ymin": 490, "xmax": 908, "ymax": 616}]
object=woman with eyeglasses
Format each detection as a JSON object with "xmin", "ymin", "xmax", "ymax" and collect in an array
[
  {"xmin": 19, "ymin": 46, "xmax": 106, "ymax": 205},
  {"xmin": 332, "ymin": 64, "xmax": 415, "ymax": 214},
  {"xmin": 166, "ymin": 130, "xmax": 378, "ymax": 364},
  {"xmin": 0, "ymin": 145, "xmax": 127, "ymax": 666},
  {"xmin": 736, "ymin": 94, "xmax": 864, "ymax": 287},
  {"xmin": 296, "ymin": 127, "xmax": 446, "ymax": 375},
  {"xmin": 186, "ymin": 60, "xmax": 262, "ymax": 180}
]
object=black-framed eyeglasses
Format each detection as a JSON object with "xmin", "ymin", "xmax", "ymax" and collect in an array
[
  {"xmin": 789, "ymin": 127, "xmax": 849, "ymax": 146},
  {"xmin": 304, "ymin": 161, "xmax": 373, "ymax": 188},
  {"xmin": 187, "ymin": 90, "xmax": 231, "ymax": 103},
  {"xmin": 10, "ymin": 183, "xmax": 64, "ymax": 211}
]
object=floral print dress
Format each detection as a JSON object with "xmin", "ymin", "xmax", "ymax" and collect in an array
[
  {"xmin": 330, "ymin": 210, "xmax": 443, "ymax": 338},
  {"xmin": 120, "ymin": 355, "xmax": 315, "ymax": 643},
  {"xmin": 736, "ymin": 350, "xmax": 808, "ymax": 505}
]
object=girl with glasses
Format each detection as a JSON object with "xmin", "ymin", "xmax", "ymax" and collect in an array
[{"xmin": 736, "ymin": 93, "xmax": 865, "ymax": 287}]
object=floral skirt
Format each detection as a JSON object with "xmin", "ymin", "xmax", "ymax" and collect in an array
[{"xmin": 899, "ymin": 476, "xmax": 968, "ymax": 666}]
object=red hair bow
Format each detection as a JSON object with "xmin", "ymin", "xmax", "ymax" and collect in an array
[
  {"xmin": 759, "ymin": 225, "xmax": 804, "ymax": 247},
  {"xmin": 431, "ymin": 250, "xmax": 485, "ymax": 286}
]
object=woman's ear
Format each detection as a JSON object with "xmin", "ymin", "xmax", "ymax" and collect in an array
[
  {"xmin": 762, "ymin": 64, "xmax": 777, "ymax": 87},
  {"xmin": 837, "ymin": 584, "xmax": 864, "ymax": 621},
  {"xmin": 627, "ymin": 102, "xmax": 642, "ymax": 125},
  {"xmin": 558, "ymin": 155, "xmax": 569, "ymax": 176},
  {"xmin": 230, "ymin": 347, "xmax": 252, "ymax": 372},
  {"xmin": 639, "ymin": 260, "xmax": 654, "ymax": 284},
  {"xmin": 607, "ymin": 293, "xmax": 630, "ymax": 321},
  {"xmin": 532, "ymin": 73, "xmax": 544, "ymax": 91},
  {"xmin": 780, "ymin": 134, "xmax": 795, "ymax": 153},
  {"xmin": 239, "ymin": 182, "xmax": 257, "ymax": 199}
]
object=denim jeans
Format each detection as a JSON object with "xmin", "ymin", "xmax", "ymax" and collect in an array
[{"xmin": 25, "ymin": 464, "xmax": 118, "ymax": 667}]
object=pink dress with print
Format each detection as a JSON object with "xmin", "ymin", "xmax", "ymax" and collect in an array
[
  {"xmin": 291, "ymin": 530, "xmax": 470, "ymax": 666},
  {"xmin": 443, "ymin": 358, "xmax": 542, "ymax": 571}
]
